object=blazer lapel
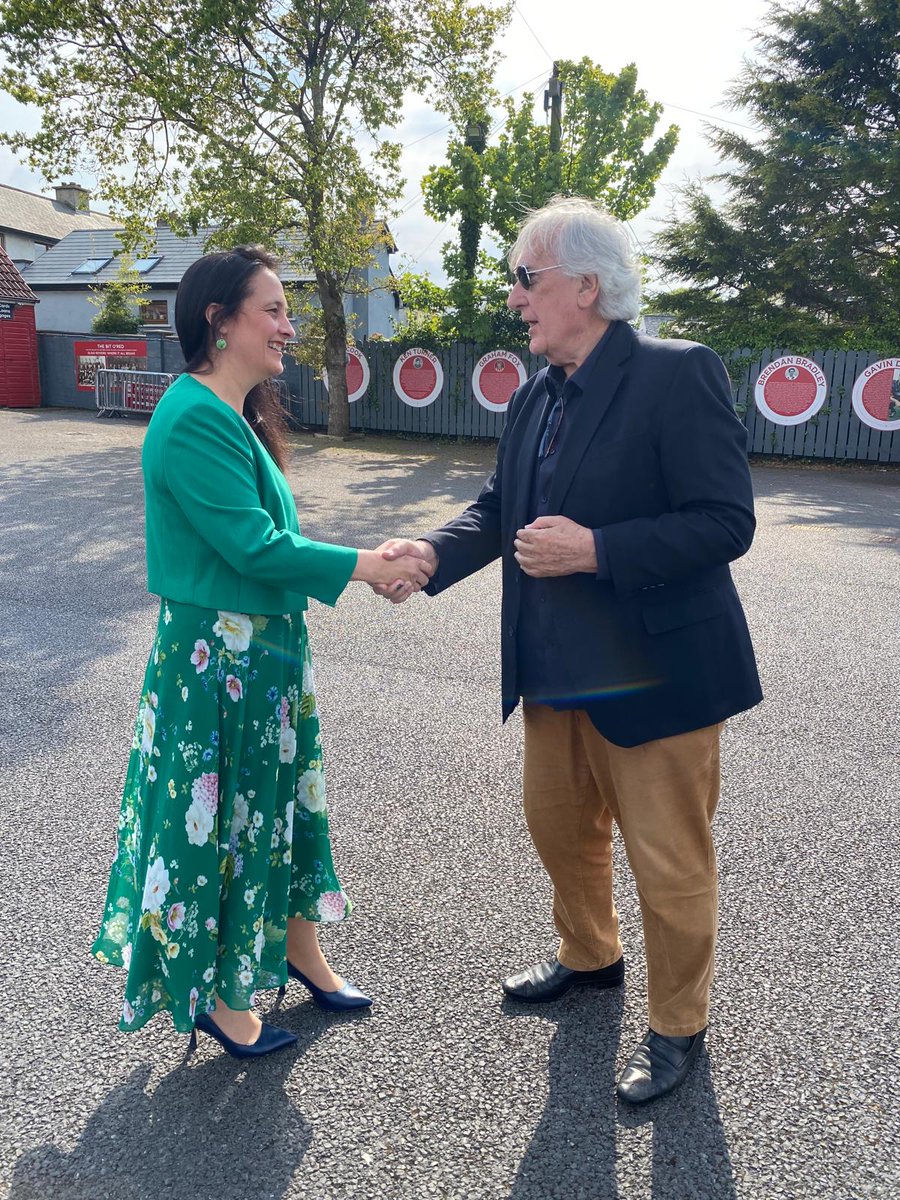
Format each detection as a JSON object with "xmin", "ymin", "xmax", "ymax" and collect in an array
[
  {"xmin": 507, "ymin": 369, "xmax": 553, "ymax": 531},
  {"xmin": 546, "ymin": 321, "xmax": 634, "ymax": 513}
]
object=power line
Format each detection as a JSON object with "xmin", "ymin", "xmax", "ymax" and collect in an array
[{"xmin": 513, "ymin": 3, "xmax": 553, "ymax": 62}]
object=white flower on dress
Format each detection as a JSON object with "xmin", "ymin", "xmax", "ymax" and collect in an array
[
  {"xmin": 191, "ymin": 639, "xmax": 210, "ymax": 672},
  {"xmin": 238, "ymin": 968, "xmax": 253, "ymax": 987},
  {"xmin": 197, "ymin": 875, "xmax": 208, "ymax": 887},
  {"xmin": 191, "ymin": 772, "xmax": 219, "ymax": 815},
  {"xmin": 147, "ymin": 765, "xmax": 157, "ymax": 783},
  {"xmin": 141, "ymin": 857, "xmax": 170, "ymax": 914},
  {"xmin": 297, "ymin": 768, "xmax": 327, "ymax": 813},
  {"xmin": 253, "ymin": 928, "xmax": 265, "ymax": 962},
  {"xmin": 181, "ymin": 686, "xmax": 189, "ymax": 702},
  {"xmin": 213, "ymin": 611, "xmax": 253, "ymax": 653},
  {"xmin": 231, "ymin": 793, "xmax": 249, "ymax": 838},
  {"xmin": 284, "ymin": 801, "xmax": 294, "ymax": 836},
  {"xmin": 167, "ymin": 902, "xmax": 185, "ymax": 932},
  {"xmin": 316, "ymin": 891, "xmax": 349, "ymax": 922},
  {"xmin": 279, "ymin": 726, "xmax": 297, "ymax": 764},
  {"xmin": 185, "ymin": 798, "xmax": 214, "ymax": 846},
  {"xmin": 203, "ymin": 966, "xmax": 216, "ymax": 983},
  {"xmin": 244, "ymin": 888, "xmax": 256, "ymax": 906},
  {"xmin": 252, "ymin": 810, "xmax": 263, "ymax": 829},
  {"xmin": 225, "ymin": 675, "xmax": 243, "ymax": 703},
  {"xmin": 122, "ymin": 999, "xmax": 135, "ymax": 1024},
  {"xmin": 121, "ymin": 942, "xmax": 132, "ymax": 970},
  {"xmin": 166, "ymin": 942, "xmax": 180, "ymax": 958},
  {"xmin": 188, "ymin": 987, "xmax": 199, "ymax": 1018},
  {"xmin": 140, "ymin": 700, "xmax": 156, "ymax": 757}
]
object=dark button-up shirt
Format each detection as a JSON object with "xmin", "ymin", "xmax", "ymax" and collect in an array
[{"xmin": 515, "ymin": 323, "xmax": 615, "ymax": 704}]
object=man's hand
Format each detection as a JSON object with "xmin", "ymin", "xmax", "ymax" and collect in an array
[
  {"xmin": 372, "ymin": 539, "xmax": 438, "ymax": 604},
  {"xmin": 514, "ymin": 516, "xmax": 597, "ymax": 578}
]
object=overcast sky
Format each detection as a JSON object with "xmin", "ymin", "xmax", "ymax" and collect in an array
[{"xmin": 0, "ymin": 0, "xmax": 772, "ymax": 283}]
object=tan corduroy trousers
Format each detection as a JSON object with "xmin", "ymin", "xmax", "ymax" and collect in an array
[{"xmin": 522, "ymin": 703, "xmax": 722, "ymax": 1037}]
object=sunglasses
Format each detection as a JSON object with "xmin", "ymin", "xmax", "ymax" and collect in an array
[{"xmin": 510, "ymin": 263, "xmax": 563, "ymax": 290}]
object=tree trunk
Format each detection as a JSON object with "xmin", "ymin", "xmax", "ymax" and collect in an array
[{"xmin": 318, "ymin": 271, "xmax": 351, "ymax": 438}]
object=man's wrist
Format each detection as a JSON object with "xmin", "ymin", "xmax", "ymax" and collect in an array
[{"xmin": 416, "ymin": 539, "xmax": 439, "ymax": 570}]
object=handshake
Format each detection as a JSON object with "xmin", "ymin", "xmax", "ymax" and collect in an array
[{"xmin": 351, "ymin": 539, "xmax": 438, "ymax": 605}]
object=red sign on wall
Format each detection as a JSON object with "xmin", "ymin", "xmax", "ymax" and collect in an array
[
  {"xmin": 74, "ymin": 340, "xmax": 148, "ymax": 391},
  {"xmin": 322, "ymin": 345, "xmax": 370, "ymax": 403},
  {"xmin": 852, "ymin": 358, "xmax": 900, "ymax": 432},
  {"xmin": 393, "ymin": 348, "xmax": 443, "ymax": 408},
  {"xmin": 472, "ymin": 351, "xmax": 526, "ymax": 413},
  {"xmin": 754, "ymin": 356, "xmax": 827, "ymax": 426}
]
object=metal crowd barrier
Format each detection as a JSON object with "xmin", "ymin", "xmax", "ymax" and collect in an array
[{"xmin": 95, "ymin": 368, "xmax": 176, "ymax": 417}]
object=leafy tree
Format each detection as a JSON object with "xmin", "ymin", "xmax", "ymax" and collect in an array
[
  {"xmin": 0, "ymin": 0, "xmax": 511, "ymax": 434},
  {"xmin": 89, "ymin": 262, "xmax": 148, "ymax": 335},
  {"xmin": 419, "ymin": 58, "xmax": 678, "ymax": 337},
  {"xmin": 394, "ymin": 254, "xmax": 526, "ymax": 347},
  {"xmin": 651, "ymin": 0, "xmax": 900, "ymax": 350}
]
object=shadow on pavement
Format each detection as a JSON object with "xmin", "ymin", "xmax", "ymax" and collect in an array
[
  {"xmin": 506, "ymin": 989, "xmax": 624, "ymax": 1199},
  {"xmin": 751, "ymin": 463, "xmax": 900, "ymax": 544},
  {"xmin": 617, "ymin": 1051, "xmax": 738, "ymax": 1199},
  {"xmin": 8, "ymin": 1044, "xmax": 313, "ymax": 1200}
]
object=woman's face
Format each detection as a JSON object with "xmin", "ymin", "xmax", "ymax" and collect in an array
[{"xmin": 217, "ymin": 268, "xmax": 295, "ymax": 382}]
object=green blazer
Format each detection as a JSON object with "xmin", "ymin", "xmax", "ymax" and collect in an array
[{"xmin": 142, "ymin": 374, "xmax": 357, "ymax": 615}]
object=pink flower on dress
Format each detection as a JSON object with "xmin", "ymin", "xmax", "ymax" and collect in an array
[
  {"xmin": 191, "ymin": 772, "xmax": 219, "ymax": 814},
  {"xmin": 316, "ymin": 891, "xmax": 348, "ymax": 923},
  {"xmin": 226, "ymin": 675, "xmax": 243, "ymax": 702},
  {"xmin": 167, "ymin": 902, "xmax": 185, "ymax": 931},
  {"xmin": 188, "ymin": 987, "xmax": 199, "ymax": 1019},
  {"xmin": 191, "ymin": 639, "xmax": 210, "ymax": 672},
  {"xmin": 279, "ymin": 696, "xmax": 289, "ymax": 728}
]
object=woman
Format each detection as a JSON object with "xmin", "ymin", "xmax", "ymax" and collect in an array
[{"xmin": 91, "ymin": 246, "xmax": 430, "ymax": 1058}]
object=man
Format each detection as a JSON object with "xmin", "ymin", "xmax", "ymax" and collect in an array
[{"xmin": 379, "ymin": 196, "xmax": 762, "ymax": 1104}]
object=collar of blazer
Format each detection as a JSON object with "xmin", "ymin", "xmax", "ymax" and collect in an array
[{"xmin": 536, "ymin": 320, "xmax": 634, "ymax": 515}]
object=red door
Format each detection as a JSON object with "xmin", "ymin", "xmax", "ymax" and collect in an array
[{"xmin": 0, "ymin": 304, "xmax": 41, "ymax": 407}]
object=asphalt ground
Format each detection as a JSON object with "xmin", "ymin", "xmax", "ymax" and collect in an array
[{"xmin": 1, "ymin": 408, "xmax": 898, "ymax": 1200}]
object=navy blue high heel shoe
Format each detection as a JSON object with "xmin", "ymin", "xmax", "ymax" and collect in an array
[
  {"xmin": 278, "ymin": 961, "xmax": 373, "ymax": 1012},
  {"xmin": 189, "ymin": 1011, "xmax": 298, "ymax": 1058}
]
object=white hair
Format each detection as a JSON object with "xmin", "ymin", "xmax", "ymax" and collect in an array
[{"xmin": 509, "ymin": 196, "xmax": 642, "ymax": 321}]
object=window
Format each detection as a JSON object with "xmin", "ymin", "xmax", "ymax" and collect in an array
[
  {"xmin": 139, "ymin": 299, "xmax": 169, "ymax": 326},
  {"xmin": 133, "ymin": 256, "xmax": 162, "ymax": 274},
  {"xmin": 71, "ymin": 257, "xmax": 112, "ymax": 275}
]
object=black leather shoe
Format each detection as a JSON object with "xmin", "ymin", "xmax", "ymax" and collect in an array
[
  {"xmin": 501, "ymin": 956, "xmax": 624, "ymax": 1003},
  {"xmin": 616, "ymin": 1027, "xmax": 707, "ymax": 1104}
]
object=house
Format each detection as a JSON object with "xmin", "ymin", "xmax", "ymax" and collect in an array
[
  {"xmin": 0, "ymin": 243, "xmax": 41, "ymax": 407},
  {"xmin": 0, "ymin": 182, "xmax": 119, "ymax": 268},
  {"xmin": 21, "ymin": 222, "xmax": 404, "ymax": 338},
  {"xmin": 638, "ymin": 313, "xmax": 675, "ymax": 337}
]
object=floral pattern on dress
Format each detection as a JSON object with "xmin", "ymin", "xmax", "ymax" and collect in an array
[{"xmin": 91, "ymin": 600, "xmax": 351, "ymax": 1033}]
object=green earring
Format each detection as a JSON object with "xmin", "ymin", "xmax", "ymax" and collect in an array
[{"xmin": 215, "ymin": 337, "xmax": 227, "ymax": 350}]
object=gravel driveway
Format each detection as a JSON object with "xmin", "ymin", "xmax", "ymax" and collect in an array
[{"xmin": 1, "ymin": 409, "xmax": 897, "ymax": 1200}]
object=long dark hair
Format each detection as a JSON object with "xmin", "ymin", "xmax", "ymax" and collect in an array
[{"xmin": 175, "ymin": 245, "xmax": 290, "ymax": 470}]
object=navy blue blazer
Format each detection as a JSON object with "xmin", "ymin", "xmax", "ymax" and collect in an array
[{"xmin": 424, "ymin": 321, "xmax": 763, "ymax": 747}]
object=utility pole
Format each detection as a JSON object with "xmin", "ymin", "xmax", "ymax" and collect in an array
[
  {"xmin": 545, "ymin": 61, "xmax": 562, "ymax": 153},
  {"xmin": 460, "ymin": 118, "xmax": 488, "ymax": 281}
]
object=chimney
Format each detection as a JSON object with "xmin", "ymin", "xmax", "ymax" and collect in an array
[{"xmin": 53, "ymin": 182, "xmax": 91, "ymax": 212}]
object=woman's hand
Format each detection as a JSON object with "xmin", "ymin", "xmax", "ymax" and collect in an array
[{"xmin": 351, "ymin": 548, "xmax": 434, "ymax": 590}]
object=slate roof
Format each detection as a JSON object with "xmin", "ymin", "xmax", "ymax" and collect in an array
[
  {"xmin": 0, "ymin": 243, "xmax": 38, "ymax": 303},
  {"xmin": 20, "ymin": 225, "xmax": 318, "ymax": 287},
  {"xmin": 0, "ymin": 184, "xmax": 119, "ymax": 241}
]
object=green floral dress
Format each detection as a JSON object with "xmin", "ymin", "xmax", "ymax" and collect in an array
[{"xmin": 91, "ymin": 599, "xmax": 350, "ymax": 1033}]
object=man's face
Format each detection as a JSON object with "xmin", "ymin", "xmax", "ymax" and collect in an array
[{"xmin": 507, "ymin": 245, "xmax": 583, "ymax": 364}]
